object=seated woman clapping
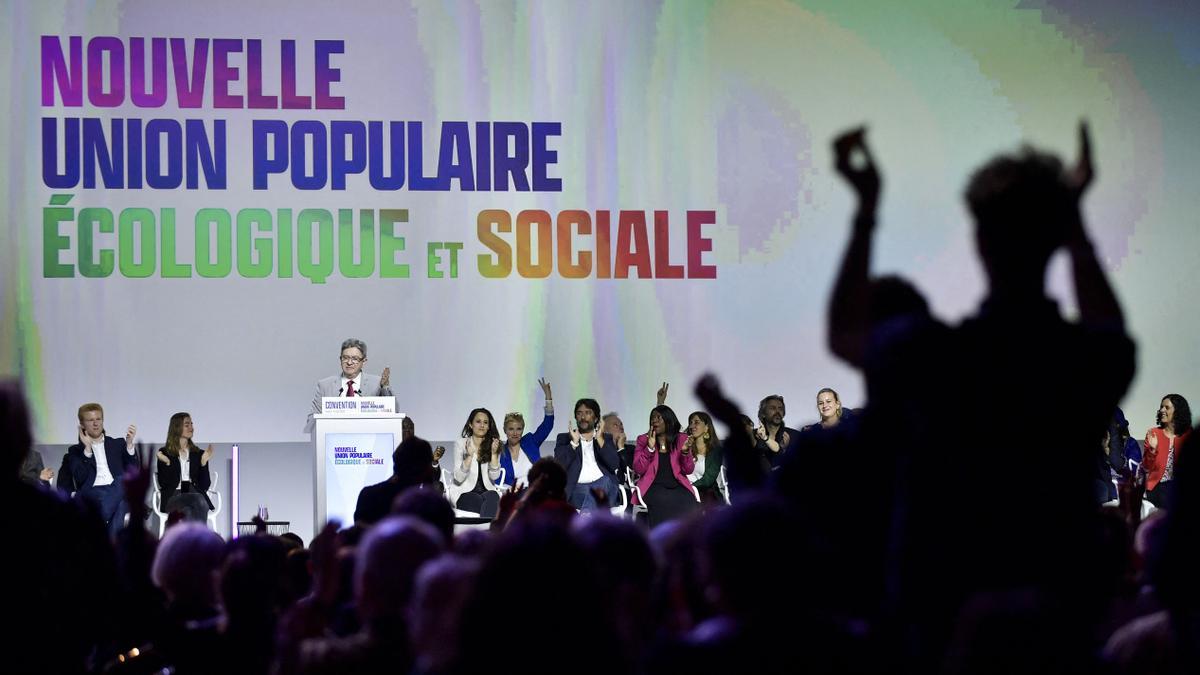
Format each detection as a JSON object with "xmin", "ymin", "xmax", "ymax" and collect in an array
[
  {"xmin": 633, "ymin": 405, "xmax": 699, "ymax": 527},
  {"xmin": 685, "ymin": 411, "xmax": 725, "ymax": 506},
  {"xmin": 1143, "ymin": 393, "xmax": 1192, "ymax": 508},
  {"xmin": 156, "ymin": 412, "xmax": 215, "ymax": 524},
  {"xmin": 448, "ymin": 408, "xmax": 504, "ymax": 518}
]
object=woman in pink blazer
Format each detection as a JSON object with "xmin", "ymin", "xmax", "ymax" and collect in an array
[{"xmin": 633, "ymin": 405, "xmax": 699, "ymax": 527}]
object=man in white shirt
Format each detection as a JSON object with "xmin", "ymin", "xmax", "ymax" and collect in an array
[
  {"xmin": 306, "ymin": 338, "xmax": 396, "ymax": 432},
  {"xmin": 57, "ymin": 402, "xmax": 138, "ymax": 538},
  {"xmin": 554, "ymin": 398, "xmax": 621, "ymax": 510}
]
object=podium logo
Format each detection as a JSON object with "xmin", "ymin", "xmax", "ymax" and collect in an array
[{"xmin": 333, "ymin": 445, "xmax": 384, "ymax": 465}]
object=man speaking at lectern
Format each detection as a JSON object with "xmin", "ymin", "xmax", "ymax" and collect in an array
[{"xmin": 306, "ymin": 338, "xmax": 395, "ymax": 433}]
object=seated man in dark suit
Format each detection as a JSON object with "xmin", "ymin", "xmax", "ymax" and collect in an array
[
  {"xmin": 19, "ymin": 447, "xmax": 54, "ymax": 486},
  {"xmin": 554, "ymin": 398, "xmax": 620, "ymax": 510},
  {"xmin": 754, "ymin": 394, "xmax": 800, "ymax": 469},
  {"xmin": 354, "ymin": 436, "xmax": 437, "ymax": 526},
  {"xmin": 58, "ymin": 402, "xmax": 138, "ymax": 538},
  {"xmin": 602, "ymin": 412, "xmax": 636, "ymax": 484}
]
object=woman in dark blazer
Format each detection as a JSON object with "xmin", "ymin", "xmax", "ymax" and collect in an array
[{"xmin": 156, "ymin": 412, "xmax": 215, "ymax": 524}]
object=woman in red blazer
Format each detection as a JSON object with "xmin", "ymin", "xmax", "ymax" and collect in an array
[
  {"xmin": 633, "ymin": 405, "xmax": 699, "ymax": 527},
  {"xmin": 1143, "ymin": 393, "xmax": 1192, "ymax": 508}
]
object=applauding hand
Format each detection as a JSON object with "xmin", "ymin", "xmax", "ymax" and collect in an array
[{"xmin": 833, "ymin": 126, "xmax": 881, "ymax": 213}]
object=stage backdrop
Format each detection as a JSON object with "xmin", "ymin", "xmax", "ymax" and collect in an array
[{"xmin": 2, "ymin": 0, "xmax": 1197, "ymax": 446}]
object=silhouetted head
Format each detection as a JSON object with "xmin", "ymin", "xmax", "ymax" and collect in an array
[
  {"xmin": 965, "ymin": 148, "xmax": 1074, "ymax": 289},
  {"xmin": 527, "ymin": 457, "xmax": 568, "ymax": 501},
  {"xmin": 1154, "ymin": 441, "xmax": 1198, "ymax": 612},
  {"xmin": 869, "ymin": 275, "xmax": 929, "ymax": 325},
  {"xmin": 410, "ymin": 554, "xmax": 479, "ymax": 673},
  {"xmin": 152, "ymin": 522, "xmax": 225, "ymax": 609},
  {"xmin": 455, "ymin": 517, "xmax": 619, "ymax": 673},
  {"xmin": 392, "ymin": 487, "xmax": 456, "ymax": 544},
  {"xmin": 393, "ymin": 436, "xmax": 434, "ymax": 484},
  {"xmin": 701, "ymin": 496, "xmax": 809, "ymax": 619},
  {"xmin": 355, "ymin": 516, "xmax": 444, "ymax": 625},
  {"xmin": 573, "ymin": 516, "xmax": 658, "ymax": 665},
  {"xmin": 573, "ymin": 516, "xmax": 656, "ymax": 594},
  {"xmin": 738, "ymin": 414, "xmax": 755, "ymax": 441},
  {"xmin": 0, "ymin": 380, "xmax": 34, "ymax": 478},
  {"xmin": 218, "ymin": 535, "xmax": 288, "ymax": 628},
  {"xmin": 278, "ymin": 532, "xmax": 305, "ymax": 551}
]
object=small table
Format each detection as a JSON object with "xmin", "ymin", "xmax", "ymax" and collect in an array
[{"xmin": 236, "ymin": 521, "xmax": 292, "ymax": 537}]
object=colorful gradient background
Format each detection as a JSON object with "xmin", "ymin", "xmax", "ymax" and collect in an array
[{"xmin": 2, "ymin": 0, "xmax": 1197, "ymax": 444}]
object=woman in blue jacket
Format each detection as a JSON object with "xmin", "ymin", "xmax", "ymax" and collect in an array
[{"xmin": 498, "ymin": 378, "xmax": 555, "ymax": 488}]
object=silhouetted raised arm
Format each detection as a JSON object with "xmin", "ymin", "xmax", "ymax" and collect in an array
[
  {"xmin": 1065, "ymin": 121, "xmax": 1125, "ymax": 330},
  {"xmin": 828, "ymin": 127, "xmax": 882, "ymax": 368},
  {"xmin": 695, "ymin": 374, "xmax": 767, "ymax": 491}
]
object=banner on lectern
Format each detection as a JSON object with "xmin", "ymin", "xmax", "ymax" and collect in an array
[{"xmin": 323, "ymin": 432, "xmax": 393, "ymax": 525}]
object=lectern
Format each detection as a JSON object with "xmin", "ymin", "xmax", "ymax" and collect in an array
[{"xmin": 311, "ymin": 396, "xmax": 405, "ymax": 533}]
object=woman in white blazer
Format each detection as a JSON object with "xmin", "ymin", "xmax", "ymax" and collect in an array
[{"xmin": 448, "ymin": 408, "xmax": 504, "ymax": 517}]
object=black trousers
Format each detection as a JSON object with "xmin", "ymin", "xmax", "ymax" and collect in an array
[{"xmin": 456, "ymin": 489, "xmax": 500, "ymax": 519}]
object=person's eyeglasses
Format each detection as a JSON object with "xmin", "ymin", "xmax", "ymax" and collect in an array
[{"xmin": 340, "ymin": 356, "xmax": 364, "ymax": 364}]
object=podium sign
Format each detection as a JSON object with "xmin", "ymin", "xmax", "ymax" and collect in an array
[
  {"xmin": 320, "ymin": 396, "xmax": 396, "ymax": 414},
  {"xmin": 312, "ymin": 411, "xmax": 405, "ymax": 532}
]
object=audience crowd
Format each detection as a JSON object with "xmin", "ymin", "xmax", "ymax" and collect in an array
[{"xmin": 6, "ymin": 125, "xmax": 1196, "ymax": 674}]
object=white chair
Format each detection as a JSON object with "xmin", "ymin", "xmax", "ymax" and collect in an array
[
  {"xmin": 205, "ymin": 470, "xmax": 223, "ymax": 532},
  {"xmin": 443, "ymin": 467, "xmax": 506, "ymax": 518},
  {"xmin": 717, "ymin": 465, "xmax": 731, "ymax": 505},
  {"xmin": 609, "ymin": 483, "xmax": 629, "ymax": 518},
  {"xmin": 151, "ymin": 468, "xmax": 222, "ymax": 537},
  {"xmin": 625, "ymin": 467, "xmax": 648, "ymax": 518},
  {"xmin": 150, "ymin": 471, "xmax": 169, "ymax": 537}
]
